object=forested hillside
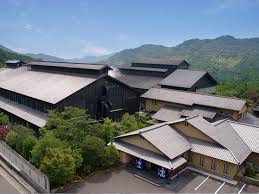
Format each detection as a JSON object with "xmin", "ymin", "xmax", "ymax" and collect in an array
[
  {"xmin": 0, "ymin": 44, "xmax": 31, "ymax": 67},
  {"xmin": 104, "ymin": 36, "xmax": 259, "ymax": 83}
]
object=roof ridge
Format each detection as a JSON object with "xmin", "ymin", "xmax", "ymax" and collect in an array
[
  {"xmin": 29, "ymin": 60, "xmax": 107, "ymax": 66},
  {"xmin": 149, "ymin": 87, "xmax": 246, "ymax": 102}
]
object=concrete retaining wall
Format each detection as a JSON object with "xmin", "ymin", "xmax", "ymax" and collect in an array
[{"xmin": 0, "ymin": 140, "xmax": 50, "ymax": 193}]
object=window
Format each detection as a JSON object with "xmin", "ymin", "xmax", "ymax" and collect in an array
[
  {"xmin": 200, "ymin": 156, "xmax": 204, "ymax": 167},
  {"xmin": 185, "ymin": 122, "xmax": 189, "ymax": 127},
  {"xmin": 151, "ymin": 100, "xmax": 157, "ymax": 105},
  {"xmin": 211, "ymin": 159, "xmax": 216, "ymax": 170},
  {"xmin": 188, "ymin": 153, "xmax": 192, "ymax": 163},
  {"xmin": 223, "ymin": 163, "xmax": 229, "ymax": 175}
]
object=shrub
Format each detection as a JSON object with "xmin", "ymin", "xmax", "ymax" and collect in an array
[
  {"xmin": 0, "ymin": 113, "xmax": 8, "ymax": 126},
  {"xmin": 0, "ymin": 126, "xmax": 10, "ymax": 141},
  {"xmin": 22, "ymin": 136, "xmax": 37, "ymax": 160},
  {"xmin": 5, "ymin": 131, "xmax": 17, "ymax": 149}
]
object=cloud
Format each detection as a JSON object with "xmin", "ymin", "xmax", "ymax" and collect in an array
[
  {"xmin": 202, "ymin": 0, "xmax": 259, "ymax": 14},
  {"xmin": 82, "ymin": 46, "xmax": 112, "ymax": 56},
  {"xmin": 118, "ymin": 33, "xmax": 129, "ymax": 41},
  {"xmin": 24, "ymin": 24, "xmax": 32, "ymax": 30}
]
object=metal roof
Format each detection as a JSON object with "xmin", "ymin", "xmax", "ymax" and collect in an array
[
  {"xmin": 152, "ymin": 106, "xmax": 182, "ymax": 122},
  {"xmin": 187, "ymin": 116, "xmax": 251, "ymax": 164},
  {"xmin": 180, "ymin": 106, "xmax": 217, "ymax": 119},
  {"xmin": 109, "ymin": 69, "xmax": 163, "ymax": 90},
  {"xmin": 132, "ymin": 58, "xmax": 187, "ymax": 66},
  {"xmin": 189, "ymin": 138, "xmax": 238, "ymax": 164},
  {"xmin": 0, "ymin": 96, "xmax": 47, "ymax": 127},
  {"xmin": 6, "ymin": 60, "xmax": 21, "ymax": 63},
  {"xmin": 141, "ymin": 88, "xmax": 246, "ymax": 112},
  {"xmin": 160, "ymin": 69, "xmax": 211, "ymax": 88},
  {"xmin": 28, "ymin": 61, "xmax": 111, "ymax": 71},
  {"xmin": 253, "ymin": 106, "xmax": 259, "ymax": 112},
  {"xmin": 113, "ymin": 141, "xmax": 186, "ymax": 169},
  {"xmin": 226, "ymin": 121, "xmax": 259, "ymax": 154},
  {"xmin": 141, "ymin": 125, "xmax": 191, "ymax": 160},
  {"xmin": 118, "ymin": 66, "xmax": 168, "ymax": 73},
  {"xmin": 239, "ymin": 113, "xmax": 259, "ymax": 126},
  {"xmin": 0, "ymin": 67, "xmax": 98, "ymax": 104}
]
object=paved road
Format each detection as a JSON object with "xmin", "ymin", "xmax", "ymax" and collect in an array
[
  {"xmin": 59, "ymin": 167, "xmax": 171, "ymax": 193},
  {"xmin": 0, "ymin": 171, "xmax": 20, "ymax": 194}
]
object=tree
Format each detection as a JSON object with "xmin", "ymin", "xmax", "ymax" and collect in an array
[
  {"xmin": 22, "ymin": 136, "xmax": 37, "ymax": 160},
  {"xmin": 12, "ymin": 125, "xmax": 34, "ymax": 154},
  {"xmin": 0, "ymin": 113, "xmax": 8, "ymax": 125},
  {"xmin": 80, "ymin": 136, "xmax": 106, "ymax": 173},
  {"xmin": 5, "ymin": 131, "xmax": 17, "ymax": 149},
  {"xmin": 102, "ymin": 146, "xmax": 119, "ymax": 168},
  {"xmin": 103, "ymin": 118, "xmax": 115, "ymax": 144},
  {"xmin": 39, "ymin": 147, "xmax": 78, "ymax": 186},
  {"xmin": 31, "ymin": 133, "xmax": 62, "ymax": 168}
]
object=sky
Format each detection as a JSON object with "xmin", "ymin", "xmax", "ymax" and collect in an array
[{"xmin": 1, "ymin": 0, "xmax": 259, "ymax": 59}]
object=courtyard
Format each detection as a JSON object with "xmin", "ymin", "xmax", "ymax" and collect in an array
[{"xmin": 58, "ymin": 166, "xmax": 259, "ymax": 193}]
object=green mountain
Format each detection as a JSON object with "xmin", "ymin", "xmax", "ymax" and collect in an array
[
  {"xmin": 0, "ymin": 44, "xmax": 31, "ymax": 67},
  {"xmin": 104, "ymin": 35, "xmax": 259, "ymax": 83}
]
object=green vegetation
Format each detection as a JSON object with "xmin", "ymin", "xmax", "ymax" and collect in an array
[
  {"xmin": 0, "ymin": 45, "xmax": 31, "ymax": 67},
  {"xmin": 4, "ymin": 107, "xmax": 150, "ymax": 188},
  {"xmin": 0, "ymin": 113, "xmax": 8, "ymax": 125},
  {"xmin": 103, "ymin": 36, "xmax": 259, "ymax": 83}
]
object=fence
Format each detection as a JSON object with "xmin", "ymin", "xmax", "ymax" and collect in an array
[{"xmin": 0, "ymin": 140, "xmax": 50, "ymax": 193}]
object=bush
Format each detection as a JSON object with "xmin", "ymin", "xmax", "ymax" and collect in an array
[
  {"xmin": 0, "ymin": 126, "xmax": 9, "ymax": 141},
  {"xmin": 80, "ymin": 136, "xmax": 106, "ymax": 173},
  {"xmin": 102, "ymin": 146, "xmax": 119, "ymax": 168},
  {"xmin": 5, "ymin": 131, "xmax": 17, "ymax": 149},
  {"xmin": 40, "ymin": 147, "xmax": 78, "ymax": 186},
  {"xmin": 245, "ymin": 165, "xmax": 256, "ymax": 178},
  {"xmin": 0, "ymin": 113, "xmax": 8, "ymax": 125},
  {"xmin": 31, "ymin": 133, "xmax": 62, "ymax": 168},
  {"xmin": 22, "ymin": 136, "xmax": 37, "ymax": 160}
]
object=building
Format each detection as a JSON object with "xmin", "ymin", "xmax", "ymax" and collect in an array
[
  {"xmin": 141, "ymin": 87, "xmax": 248, "ymax": 121},
  {"xmin": 109, "ymin": 59, "xmax": 216, "ymax": 95},
  {"xmin": 252, "ymin": 106, "xmax": 259, "ymax": 117},
  {"xmin": 5, "ymin": 60, "xmax": 26, "ymax": 68},
  {"xmin": 159, "ymin": 69, "xmax": 217, "ymax": 93},
  {"xmin": 0, "ymin": 61, "xmax": 139, "ymax": 129},
  {"xmin": 113, "ymin": 116, "xmax": 259, "ymax": 180}
]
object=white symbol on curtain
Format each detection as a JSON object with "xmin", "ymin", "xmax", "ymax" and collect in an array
[
  {"xmin": 136, "ymin": 159, "xmax": 143, "ymax": 169},
  {"xmin": 158, "ymin": 167, "xmax": 166, "ymax": 178}
]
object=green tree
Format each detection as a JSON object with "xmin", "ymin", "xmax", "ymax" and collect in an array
[
  {"xmin": 31, "ymin": 133, "xmax": 62, "ymax": 168},
  {"xmin": 12, "ymin": 125, "xmax": 34, "ymax": 154},
  {"xmin": 22, "ymin": 136, "xmax": 37, "ymax": 160},
  {"xmin": 0, "ymin": 113, "xmax": 8, "ymax": 125},
  {"xmin": 102, "ymin": 146, "xmax": 119, "ymax": 168},
  {"xmin": 103, "ymin": 118, "xmax": 115, "ymax": 144},
  {"xmin": 39, "ymin": 147, "xmax": 78, "ymax": 186},
  {"xmin": 80, "ymin": 136, "xmax": 106, "ymax": 173},
  {"xmin": 5, "ymin": 131, "xmax": 17, "ymax": 149}
]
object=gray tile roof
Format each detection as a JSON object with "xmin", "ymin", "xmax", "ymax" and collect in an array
[
  {"xmin": 224, "ymin": 121, "xmax": 259, "ymax": 154},
  {"xmin": 141, "ymin": 125, "xmax": 191, "ymax": 159},
  {"xmin": 187, "ymin": 116, "xmax": 251, "ymax": 164},
  {"xmin": 28, "ymin": 61, "xmax": 111, "ymax": 71},
  {"xmin": 152, "ymin": 106, "xmax": 182, "ymax": 122},
  {"xmin": 160, "ymin": 69, "xmax": 210, "ymax": 88},
  {"xmin": 0, "ymin": 67, "xmax": 99, "ymax": 104},
  {"xmin": 132, "ymin": 58, "xmax": 187, "ymax": 66},
  {"xmin": 239, "ymin": 113, "xmax": 259, "ymax": 126},
  {"xmin": 0, "ymin": 67, "xmax": 28, "ymax": 82},
  {"xmin": 180, "ymin": 106, "xmax": 217, "ymax": 119},
  {"xmin": 119, "ymin": 66, "xmax": 168, "ymax": 73},
  {"xmin": 113, "ymin": 141, "xmax": 186, "ymax": 169},
  {"xmin": 141, "ymin": 88, "xmax": 246, "ymax": 112},
  {"xmin": 109, "ymin": 69, "xmax": 163, "ymax": 90},
  {"xmin": 0, "ymin": 96, "xmax": 47, "ymax": 127},
  {"xmin": 189, "ymin": 138, "xmax": 238, "ymax": 164}
]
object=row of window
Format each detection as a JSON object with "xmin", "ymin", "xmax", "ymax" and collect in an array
[{"xmin": 199, "ymin": 156, "xmax": 229, "ymax": 175}]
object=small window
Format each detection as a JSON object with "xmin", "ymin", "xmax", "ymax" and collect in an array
[
  {"xmin": 211, "ymin": 159, "xmax": 216, "ymax": 170},
  {"xmin": 151, "ymin": 100, "xmax": 157, "ymax": 105},
  {"xmin": 223, "ymin": 163, "xmax": 229, "ymax": 175},
  {"xmin": 200, "ymin": 156, "xmax": 204, "ymax": 167},
  {"xmin": 185, "ymin": 122, "xmax": 189, "ymax": 127}
]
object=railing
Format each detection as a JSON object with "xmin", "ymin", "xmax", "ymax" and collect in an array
[{"xmin": 0, "ymin": 140, "xmax": 50, "ymax": 193}]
